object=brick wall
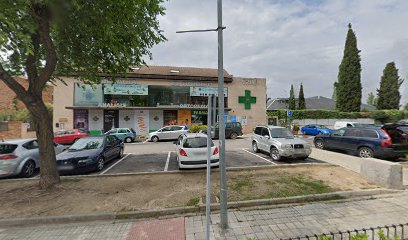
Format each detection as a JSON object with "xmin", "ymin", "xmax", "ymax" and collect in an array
[
  {"xmin": 0, "ymin": 121, "xmax": 24, "ymax": 140},
  {"xmin": 0, "ymin": 77, "xmax": 53, "ymax": 111}
]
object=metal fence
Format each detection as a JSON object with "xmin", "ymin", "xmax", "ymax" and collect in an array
[{"xmin": 281, "ymin": 223, "xmax": 408, "ymax": 240}]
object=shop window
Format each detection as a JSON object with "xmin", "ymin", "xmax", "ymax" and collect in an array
[
  {"xmin": 74, "ymin": 109, "xmax": 89, "ymax": 130},
  {"xmin": 163, "ymin": 110, "xmax": 178, "ymax": 126}
]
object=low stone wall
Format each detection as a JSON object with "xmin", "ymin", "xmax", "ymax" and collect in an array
[
  {"xmin": 0, "ymin": 121, "xmax": 34, "ymax": 140},
  {"xmin": 360, "ymin": 158, "xmax": 403, "ymax": 189}
]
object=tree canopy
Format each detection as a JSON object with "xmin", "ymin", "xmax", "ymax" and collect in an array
[
  {"xmin": 288, "ymin": 84, "xmax": 296, "ymax": 110},
  {"xmin": 336, "ymin": 23, "xmax": 362, "ymax": 112},
  {"xmin": 376, "ymin": 62, "xmax": 403, "ymax": 110},
  {"xmin": 298, "ymin": 83, "xmax": 305, "ymax": 110},
  {"xmin": 0, "ymin": 0, "xmax": 166, "ymax": 188}
]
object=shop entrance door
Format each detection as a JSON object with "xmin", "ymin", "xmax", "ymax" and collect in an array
[{"xmin": 104, "ymin": 110, "xmax": 119, "ymax": 132}]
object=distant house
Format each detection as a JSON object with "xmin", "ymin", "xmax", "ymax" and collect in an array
[{"xmin": 266, "ymin": 96, "xmax": 376, "ymax": 111}]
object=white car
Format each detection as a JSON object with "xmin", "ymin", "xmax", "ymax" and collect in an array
[
  {"xmin": 175, "ymin": 133, "xmax": 219, "ymax": 169},
  {"xmin": 149, "ymin": 125, "xmax": 189, "ymax": 142}
]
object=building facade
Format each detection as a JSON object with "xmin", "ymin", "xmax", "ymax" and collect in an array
[{"xmin": 53, "ymin": 66, "xmax": 266, "ymax": 135}]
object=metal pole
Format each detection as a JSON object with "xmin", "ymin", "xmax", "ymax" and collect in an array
[
  {"xmin": 212, "ymin": 95, "xmax": 216, "ymax": 128},
  {"xmin": 217, "ymin": 0, "xmax": 228, "ymax": 229},
  {"xmin": 205, "ymin": 96, "xmax": 213, "ymax": 240}
]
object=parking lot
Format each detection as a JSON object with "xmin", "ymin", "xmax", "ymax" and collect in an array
[{"xmin": 95, "ymin": 136, "xmax": 324, "ymax": 175}]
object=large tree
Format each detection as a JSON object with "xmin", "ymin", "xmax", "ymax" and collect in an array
[
  {"xmin": 0, "ymin": 0, "xmax": 165, "ymax": 188},
  {"xmin": 376, "ymin": 62, "xmax": 404, "ymax": 110},
  {"xmin": 288, "ymin": 84, "xmax": 296, "ymax": 110},
  {"xmin": 336, "ymin": 23, "xmax": 362, "ymax": 112},
  {"xmin": 298, "ymin": 83, "xmax": 306, "ymax": 110},
  {"xmin": 332, "ymin": 82, "xmax": 337, "ymax": 101}
]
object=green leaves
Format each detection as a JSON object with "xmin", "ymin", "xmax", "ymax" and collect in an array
[
  {"xmin": 336, "ymin": 23, "xmax": 362, "ymax": 112},
  {"xmin": 376, "ymin": 62, "xmax": 403, "ymax": 110},
  {"xmin": 288, "ymin": 84, "xmax": 296, "ymax": 110},
  {"xmin": 298, "ymin": 83, "xmax": 306, "ymax": 110}
]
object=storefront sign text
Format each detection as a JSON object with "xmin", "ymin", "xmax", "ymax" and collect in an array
[
  {"xmin": 98, "ymin": 102, "xmax": 127, "ymax": 108},
  {"xmin": 179, "ymin": 104, "xmax": 208, "ymax": 109},
  {"xmin": 103, "ymin": 84, "xmax": 148, "ymax": 95}
]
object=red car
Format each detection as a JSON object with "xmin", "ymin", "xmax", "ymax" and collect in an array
[{"xmin": 54, "ymin": 129, "xmax": 90, "ymax": 145}]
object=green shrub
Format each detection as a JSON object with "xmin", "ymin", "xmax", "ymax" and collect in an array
[
  {"xmin": 189, "ymin": 125, "xmax": 208, "ymax": 133},
  {"xmin": 267, "ymin": 110, "xmax": 408, "ymax": 123}
]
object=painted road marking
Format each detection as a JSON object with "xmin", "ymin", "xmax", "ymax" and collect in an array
[
  {"xmin": 100, "ymin": 154, "xmax": 130, "ymax": 175},
  {"xmin": 164, "ymin": 151, "xmax": 171, "ymax": 172},
  {"xmin": 241, "ymin": 148, "xmax": 277, "ymax": 165}
]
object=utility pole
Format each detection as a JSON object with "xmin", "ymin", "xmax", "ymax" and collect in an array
[
  {"xmin": 216, "ymin": 0, "xmax": 228, "ymax": 229},
  {"xmin": 176, "ymin": 0, "xmax": 228, "ymax": 230}
]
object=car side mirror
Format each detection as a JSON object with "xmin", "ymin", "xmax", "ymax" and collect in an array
[{"xmin": 263, "ymin": 135, "xmax": 270, "ymax": 139}]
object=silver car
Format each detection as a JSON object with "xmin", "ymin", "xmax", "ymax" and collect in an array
[
  {"xmin": 251, "ymin": 125, "xmax": 312, "ymax": 161},
  {"xmin": 0, "ymin": 139, "xmax": 67, "ymax": 178},
  {"xmin": 148, "ymin": 125, "xmax": 189, "ymax": 142}
]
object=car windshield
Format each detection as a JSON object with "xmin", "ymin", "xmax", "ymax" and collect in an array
[
  {"xmin": 0, "ymin": 144, "xmax": 18, "ymax": 154},
  {"xmin": 183, "ymin": 137, "xmax": 214, "ymax": 148},
  {"xmin": 69, "ymin": 138, "xmax": 103, "ymax": 151},
  {"xmin": 270, "ymin": 128, "xmax": 294, "ymax": 138}
]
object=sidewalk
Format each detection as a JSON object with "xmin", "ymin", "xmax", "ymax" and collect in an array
[{"xmin": 1, "ymin": 192, "xmax": 408, "ymax": 240}]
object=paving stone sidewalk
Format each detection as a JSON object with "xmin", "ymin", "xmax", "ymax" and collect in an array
[{"xmin": 1, "ymin": 192, "xmax": 408, "ymax": 240}]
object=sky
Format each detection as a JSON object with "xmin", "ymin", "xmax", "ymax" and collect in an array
[{"xmin": 146, "ymin": 0, "xmax": 408, "ymax": 106}]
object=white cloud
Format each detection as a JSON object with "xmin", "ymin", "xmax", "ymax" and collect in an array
[{"xmin": 147, "ymin": 0, "xmax": 408, "ymax": 106}]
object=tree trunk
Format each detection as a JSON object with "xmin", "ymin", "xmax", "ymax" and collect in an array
[{"xmin": 27, "ymin": 98, "xmax": 60, "ymax": 188}]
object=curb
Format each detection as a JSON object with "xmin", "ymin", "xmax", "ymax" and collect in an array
[
  {"xmin": 0, "ymin": 188, "xmax": 402, "ymax": 228},
  {"xmin": 0, "ymin": 163, "xmax": 334, "ymax": 183}
]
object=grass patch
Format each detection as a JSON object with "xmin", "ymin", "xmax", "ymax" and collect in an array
[
  {"xmin": 185, "ymin": 197, "xmax": 200, "ymax": 207},
  {"xmin": 61, "ymin": 178, "xmax": 82, "ymax": 183},
  {"xmin": 230, "ymin": 173, "xmax": 255, "ymax": 192},
  {"xmin": 263, "ymin": 175, "xmax": 333, "ymax": 199},
  {"xmin": 228, "ymin": 173, "xmax": 336, "ymax": 201}
]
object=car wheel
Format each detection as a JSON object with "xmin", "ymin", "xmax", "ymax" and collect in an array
[
  {"xmin": 252, "ymin": 141, "xmax": 259, "ymax": 153},
  {"xmin": 359, "ymin": 147, "xmax": 373, "ymax": 158},
  {"xmin": 118, "ymin": 148, "xmax": 124, "ymax": 158},
  {"xmin": 151, "ymin": 136, "xmax": 159, "ymax": 142},
  {"xmin": 314, "ymin": 140, "xmax": 325, "ymax": 149},
  {"xmin": 20, "ymin": 160, "xmax": 35, "ymax": 178},
  {"xmin": 96, "ymin": 157, "xmax": 105, "ymax": 172},
  {"xmin": 124, "ymin": 137, "xmax": 132, "ymax": 143},
  {"xmin": 230, "ymin": 132, "xmax": 238, "ymax": 139},
  {"xmin": 270, "ymin": 147, "xmax": 281, "ymax": 161}
]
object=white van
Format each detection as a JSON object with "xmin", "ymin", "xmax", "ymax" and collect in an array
[{"xmin": 333, "ymin": 121, "xmax": 357, "ymax": 130}]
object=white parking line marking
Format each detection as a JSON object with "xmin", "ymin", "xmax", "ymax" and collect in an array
[
  {"xmin": 100, "ymin": 154, "xmax": 130, "ymax": 175},
  {"xmin": 241, "ymin": 148, "xmax": 277, "ymax": 165},
  {"xmin": 164, "ymin": 151, "xmax": 171, "ymax": 172}
]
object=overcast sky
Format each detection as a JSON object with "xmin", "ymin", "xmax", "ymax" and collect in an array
[{"xmin": 147, "ymin": 0, "xmax": 408, "ymax": 106}]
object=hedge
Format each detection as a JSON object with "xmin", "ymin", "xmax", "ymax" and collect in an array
[{"xmin": 267, "ymin": 110, "xmax": 408, "ymax": 123}]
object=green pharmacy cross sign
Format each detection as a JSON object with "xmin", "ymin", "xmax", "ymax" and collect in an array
[{"xmin": 238, "ymin": 90, "xmax": 256, "ymax": 109}]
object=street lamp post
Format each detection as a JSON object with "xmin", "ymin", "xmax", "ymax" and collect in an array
[{"xmin": 176, "ymin": 0, "xmax": 228, "ymax": 230}]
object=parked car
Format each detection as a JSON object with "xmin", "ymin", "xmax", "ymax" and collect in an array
[
  {"xmin": 300, "ymin": 124, "xmax": 333, "ymax": 136},
  {"xmin": 0, "ymin": 139, "xmax": 67, "ymax": 178},
  {"xmin": 333, "ymin": 121, "xmax": 358, "ymax": 129},
  {"xmin": 204, "ymin": 122, "xmax": 243, "ymax": 139},
  {"xmin": 148, "ymin": 125, "xmax": 189, "ymax": 142},
  {"xmin": 175, "ymin": 133, "xmax": 219, "ymax": 169},
  {"xmin": 105, "ymin": 128, "xmax": 137, "ymax": 143},
  {"xmin": 251, "ymin": 126, "xmax": 312, "ymax": 161},
  {"xmin": 56, "ymin": 135, "xmax": 124, "ymax": 173},
  {"xmin": 399, "ymin": 119, "xmax": 408, "ymax": 125},
  {"xmin": 54, "ymin": 129, "xmax": 90, "ymax": 145},
  {"xmin": 313, "ymin": 124, "xmax": 408, "ymax": 159}
]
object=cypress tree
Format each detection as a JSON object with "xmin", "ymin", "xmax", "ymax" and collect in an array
[
  {"xmin": 376, "ymin": 62, "xmax": 404, "ymax": 109},
  {"xmin": 336, "ymin": 23, "xmax": 362, "ymax": 112},
  {"xmin": 367, "ymin": 92, "xmax": 377, "ymax": 106},
  {"xmin": 298, "ymin": 83, "xmax": 306, "ymax": 109},
  {"xmin": 288, "ymin": 84, "xmax": 296, "ymax": 110},
  {"xmin": 332, "ymin": 82, "xmax": 337, "ymax": 101}
]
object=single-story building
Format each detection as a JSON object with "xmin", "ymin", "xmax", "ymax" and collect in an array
[{"xmin": 53, "ymin": 66, "xmax": 267, "ymax": 135}]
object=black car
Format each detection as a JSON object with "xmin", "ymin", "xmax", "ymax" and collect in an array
[
  {"xmin": 56, "ymin": 135, "xmax": 124, "ymax": 173},
  {"xmin": 205, "ymin": 122, "xmax": 243, "ymax": 139},
  {"xmin": 313, "ymin": 124, "xmax": 408, "ymax": 159}
]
